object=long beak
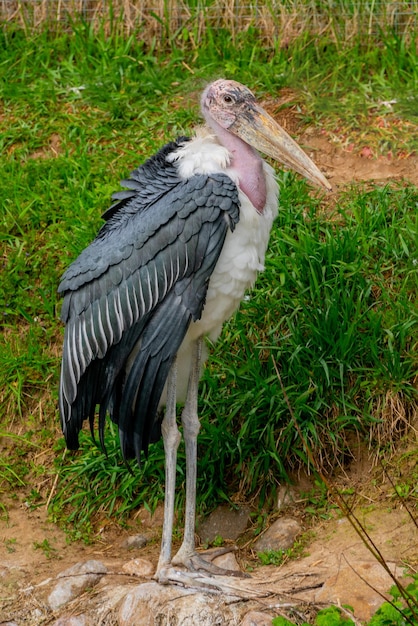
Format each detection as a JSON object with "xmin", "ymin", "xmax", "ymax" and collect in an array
[{"xmin": 231, "ymin": 104, "xmax": 332, "ymax": 191}]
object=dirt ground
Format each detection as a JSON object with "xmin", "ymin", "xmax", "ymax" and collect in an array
[
  {"xmin": 1, "ymin": 440, "xmax": 417, "ymax": 623},
  {"xmin": 1, "ymin": 133, "xmax": 417, "ymax": 624}
]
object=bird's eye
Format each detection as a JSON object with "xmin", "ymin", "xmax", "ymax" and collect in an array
[{"xmin": 222, "ymin": 94, "xmax": 234, "ymax": 104}]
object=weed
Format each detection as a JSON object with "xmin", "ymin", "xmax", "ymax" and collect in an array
[
  {"xmin": 25, "ymin": 488, "xmax": 44, "ymax": 510},
  {"xmin": 258, "ymin": 536, "xmax": 309, "ymax": 567},
  {"xmin": 251, "ymin": 512, "xmax": 269, "ymax": 537},
  {"xmin": 369, "ymin": 576, "xmax": 418, "ymax": 626},
  {"xmin": 5, "ymin": 538, "xmax": 17, "ymax": 553},
  {"xmin": 272, "ymin": 606, "xmax": 355, "ymax": 626},
  {"xmin": 258, "ymin": 549, "xmax": 287, "ymax": 567},
  {"xmin": 212, "ymin": 535, "xmax": 225, "ymax": 548},
  {"xmin": 301, "ymin": 480, "xmax": 334, "ymax": 520},
  {"xmin": 33, "ymin": 538, "xmax": 58, "ymax": 559}
]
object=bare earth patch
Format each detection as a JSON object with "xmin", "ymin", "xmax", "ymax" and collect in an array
[
  {"xmin": 304, "ymin": 133, "xmax": 418, "ymax": 187},
  {"xmin": 1, "ymin": 136, "xmax": 417, "ymax": 625}
]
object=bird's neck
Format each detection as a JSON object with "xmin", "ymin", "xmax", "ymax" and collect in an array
[{"xmin": 206, "ymin": 120, "xmax": 267, "ymax": 213}]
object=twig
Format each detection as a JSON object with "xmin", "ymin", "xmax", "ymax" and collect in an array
[
  {"xmin": 45, "ymin": 449, "xmax": 66, "ymax": 509},
  {"xmin": 342, "ymin": 554, "xmax": 398, "ymax": 607}
]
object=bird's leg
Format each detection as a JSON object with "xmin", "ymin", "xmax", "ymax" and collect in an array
[
  {"xmin": 155, "ymin": 358, "xmax": 181, "ymax": 578},
  {"xmin": 171, "ymin": 337, "xmax": 202, "ymax": 567},
  {"xmin": 171, "ymin": 338, "xmax": 245, "ymax": 578}
]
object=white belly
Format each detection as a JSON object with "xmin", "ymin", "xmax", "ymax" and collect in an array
[{"xmin": 190, "ymin": 181, "xmax": 277, "ymax": 341}]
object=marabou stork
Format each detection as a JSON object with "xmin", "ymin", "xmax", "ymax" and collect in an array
[{"xmin": 59, "ymin": 79, "xmax": 331, "ymax": 580}]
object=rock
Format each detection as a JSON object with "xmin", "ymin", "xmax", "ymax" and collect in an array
[
  {"xmin": 48, "ymin": 560, "xmax": 107, "ymax": 611},
  {"xmin": 122, "ymin": 558, "xmax": 154, "ymax": 577},
  {"xmin": 211, "ymin": 550, "xmax": 241, "ymax": 573},
  {"xmin": 276, "ymin": 484, "xmax": 298, "ymax": 510},
  {"xmin": 118, "ymin": 584, "xmax": 156, "ymax": 626},
  {"xmin": 198, "ymin": 505, "xmax": 250, "ymax": 543},
  {"xmin": 121, "ymin": 534, "xmax": 148, "ymax": 550},
  {"xmin": 50, "ymin": 586, "xmax": 131, "ymax": 626},
  {"xmin": 241, "ymin": 611, "xmax": 275, "ymax": 625},
  {"xmin": 254, "ymin": 517, "xmax": 301, "ymax": 552},
  {"xmin": 118, "ymin": 581, "xmax": 242, "ymax": 625}
]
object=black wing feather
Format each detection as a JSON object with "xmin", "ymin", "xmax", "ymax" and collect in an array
[{"xmin": 59, "ymin": 138, "xmax": 240, "ymax": 462}]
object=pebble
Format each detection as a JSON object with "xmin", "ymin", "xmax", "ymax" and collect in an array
[
  {"xmin": 121, "ymin": 534, "xmax": 148, "ymax": 550},
  {"xmin": 122, "ymin": 557, "xmax": 154, "ymax": 577},
  {"xmin": 211, "ymin": 550, "xmax": 241, "ymax": 572}
]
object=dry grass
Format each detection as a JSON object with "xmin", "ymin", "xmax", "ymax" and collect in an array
[
  {"xmin": 2, "ymin": 0, "xmax": 418, "ymax": 45},
  {"xmin": 369, "ymin": 389, "xmax": 418, "ymax": 460}
]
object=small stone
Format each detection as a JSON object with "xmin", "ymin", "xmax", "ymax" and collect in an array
[
  {"xmin": 254, "ymin": 517, "xmax": 301, "ymax": 552},
  {"xmin": 122, "ymin": 558, "xmax": 154, "ymax": 577},
  {"xmin": 121, "ymin": 534, "xmax": 148, "ymax": 549},
  {"xmin": 48, "ymin": 560, "xmax": 107, "ymax": 611},
  {"xmin": 211, "ymin": 550, "xmax": 241, "ymax": 572},
  {"xmin": 33, "ymin": 609, "xmax": 43, "ymax": 619}
]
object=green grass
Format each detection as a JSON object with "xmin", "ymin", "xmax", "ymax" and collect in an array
[
  {"xmin": 196, "ymin": 180, "xmax": 417, "ymax": 505},
  {"xmin": 35, "ymin": 179, "xmax": 418, "ymax": 531},
  {"xmin": 0, "ymin": 22, "xmax": 417, "ymax": 533}
]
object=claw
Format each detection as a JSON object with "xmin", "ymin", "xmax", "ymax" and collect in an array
[
  {"xmin": 155, "ymin": 546, "xmax": 249, "ymax": 585},
  {"xmin": 177, "ymin": 551, "xmax": 249, "ymax": 578},
  {"xmin": 155, "ymin": 567, "xmax": 267, "ymax": 598},
  {"xmin": 171, "ymin": 544, "xmax": 249, "ymax": 578}
]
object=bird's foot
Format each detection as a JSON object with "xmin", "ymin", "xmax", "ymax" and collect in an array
[
  {"xmin": 172, "ymin": 546, "xmax": 249, "ymax": 578},
  {"xmin": 155, "ymin": 565, "xmax": 265, "ymax": 599},
  {"xmin": 154, "ymin": 546, "xmax": 249, "ymax": 589}
]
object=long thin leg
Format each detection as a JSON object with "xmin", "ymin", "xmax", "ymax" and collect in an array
[
  {"xmin": 170, "ymin": 338, "xmax": 248, "ymax": 579},
  {"xmin": 156, "ymin": 358, "xmax": 181, "ymax": 577},
  {"xmin": 172, "ymin": 337, "xmax": 202, "ymax": 565},
  {"xmin": 157, "ymin": 340, "xmax": 246, "ymax": 582}
]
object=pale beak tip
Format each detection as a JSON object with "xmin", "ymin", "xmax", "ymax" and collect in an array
[{"xmin": 316, "ymin": 171, "xmax": 332, "ymax": 192}]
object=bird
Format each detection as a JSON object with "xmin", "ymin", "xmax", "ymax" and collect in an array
[{"xmin": 58, "ymin": 79, "xmax": 331, "ymax": 581}]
